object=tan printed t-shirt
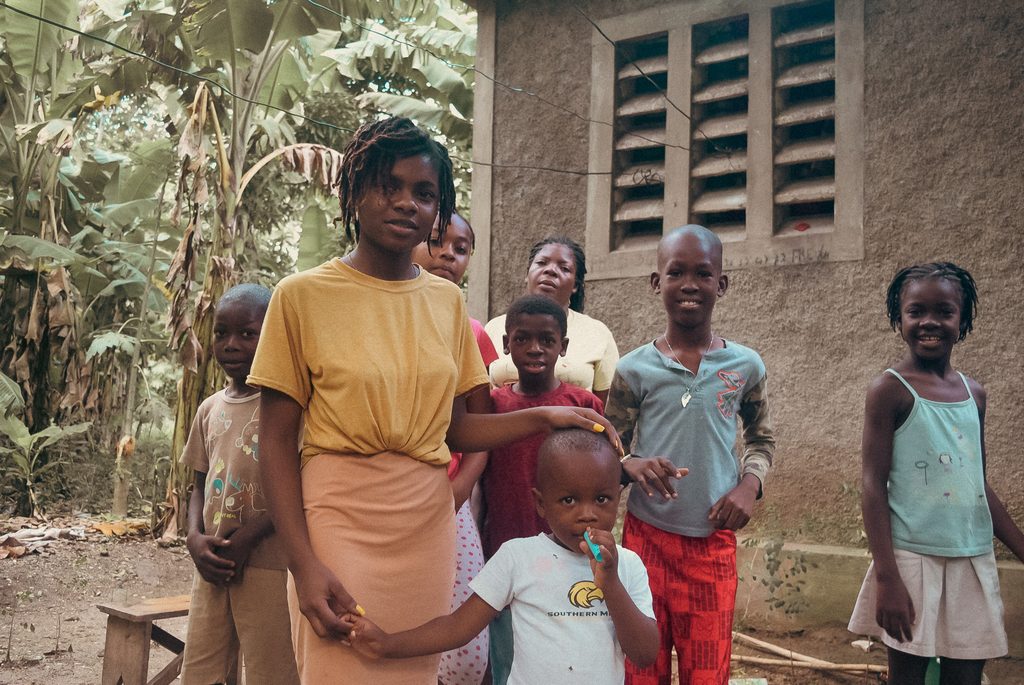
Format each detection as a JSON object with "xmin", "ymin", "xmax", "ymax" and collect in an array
[
  {"xmin": 181, "ymin": 390, "xmax": 287, "ymax": 570},
  {"xmin": 248, "ymin": 259, "xmax": 490, "ymax": 467}
]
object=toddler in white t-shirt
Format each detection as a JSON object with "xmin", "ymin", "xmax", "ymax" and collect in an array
[{"xmin": 345, "ymin": 428, "xmax": 659, "ymax": 684}]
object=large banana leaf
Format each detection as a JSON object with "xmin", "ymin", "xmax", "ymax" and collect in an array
[
  {"xmin": 0, "ymin": 0, "xmax": 77, "ymax": 85},
  {"xmin": 190, "ymin": 0, "xmax": 275, "ymax": 64}
]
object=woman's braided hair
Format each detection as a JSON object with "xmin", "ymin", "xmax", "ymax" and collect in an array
[
  {"xmin": 339, "ymin": 117, "xmax": 455, "ymax": 242},
  {"xmin": 527, "ymin": 236, "xmax": 588, "ymax": 313},
  {"xmin": 885, "ymin": 262, "xmax": 979, "ymax": 341}
]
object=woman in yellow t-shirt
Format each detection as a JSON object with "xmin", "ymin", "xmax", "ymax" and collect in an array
[
  {"xmin": 485, "ymin": 237, "xmax": 619, "ymax": 405},
  {"xmin": 250, "ymin": 118, "xmax": 618, "ymax": 685}
]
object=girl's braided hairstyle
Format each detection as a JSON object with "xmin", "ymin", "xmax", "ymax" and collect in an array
[
  {"xmin": 527, "ymin": 236, "xmax": 588, "ymax": 313},
  {"xmin": 339, "ymin": 117, "xmax": 455, "ymax": 242},
  {"xmin": 885, "ymin": 262, "xmax": 979, "ymax": 341}
]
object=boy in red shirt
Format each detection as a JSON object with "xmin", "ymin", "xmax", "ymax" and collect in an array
[{"xmin": 481, "ymin": 294, "xmax": 605, "ymax": 684}]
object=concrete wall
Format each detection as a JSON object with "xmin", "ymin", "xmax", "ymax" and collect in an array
[
  {"xmin": 736, "ymin": 541, "xmax": 1024, "ymax": 656},
  {"xmin": 479, "ymin": 0, "xmax": 1024, "ymax": 550}
]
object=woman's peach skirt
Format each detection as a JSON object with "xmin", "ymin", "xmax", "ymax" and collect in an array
[{"xmin": 289, "ymin": 451, "xmax": 456, "ymax": 684}]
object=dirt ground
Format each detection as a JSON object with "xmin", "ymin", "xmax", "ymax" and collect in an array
[{"xmin": 1, "ymin": 532, "xmax": 1022, "ymax": 684}]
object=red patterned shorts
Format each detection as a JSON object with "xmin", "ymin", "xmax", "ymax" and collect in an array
[{"xmin": 623, "ymin": 513, "xmax": 737, "ymax": 685}]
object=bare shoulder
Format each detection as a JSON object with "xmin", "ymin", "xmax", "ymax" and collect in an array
[
  {"xmin": 865, "ymin": 370, "xmax": 909, "ymax": 405},
  {"xmin": 963, "ymin": 373, "xmax": 987, "ymax": 408}
]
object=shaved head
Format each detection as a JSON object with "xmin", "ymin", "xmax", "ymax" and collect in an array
[
  {"xmin": 657, "ymin": 224, "xmax": 722, "ymax": 270},
  {"xmin": 536, "ymin": 428, "xmax": 620, "ymax": 488}
]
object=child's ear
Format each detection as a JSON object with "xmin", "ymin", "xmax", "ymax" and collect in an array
[
  {"xmin": 650, "ymin": 272, "xmax": 661, "ymax": 294},
  {"xmin": 559, "ymin": 336, "xmax": 569, "ymax": 357},
  {"xmin": 717, "ymin": 273, "xmax": 729, "ymax": 297},
  {"xmin": 532, "ymin": 487, "xmax": 545, "ymax": 518},
  {"xmin": 502, "ymin": 333, "xmax": 510, "ymax": 355}
]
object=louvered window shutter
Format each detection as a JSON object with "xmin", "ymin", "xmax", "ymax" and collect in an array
[
  {"xmin": 612, "ymin": 35, "xmax": 669, "ymax": 250},
  {"xmin": 689, "ymin": 16, "xmax": 750, "ymax": 240},
  {"xmin": 772, "ymin": 0, "xmax": 837, "ymax": 234}
]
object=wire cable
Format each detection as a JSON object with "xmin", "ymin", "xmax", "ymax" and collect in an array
[{"xmin": 0, "ymin": 2, "xmax": 615, "ymax": 177}]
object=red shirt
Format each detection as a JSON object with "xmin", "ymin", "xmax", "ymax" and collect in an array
[{"xmin": 481, "ymin": 382, "xmax": 604, "ymax": 557}]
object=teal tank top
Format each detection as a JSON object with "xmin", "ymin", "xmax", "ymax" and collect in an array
[{"xmin": 885, "ymin": 369, "xmax": 993, "ymax": 556}]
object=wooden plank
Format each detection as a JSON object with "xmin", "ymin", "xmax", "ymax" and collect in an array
[
  {"xmin": 100, "ymin": 616, "xmax": 151, "ymax": 685},
  {"xmin": 616, "ymin": 92, "xmax": 666, "ymax": 117},
  {"xmin": 774, "ymin": 139, "xmax": 835, "ymax": 165},
  {"xmin": 97, "ymin": 595, "xmax": 190, "ymax": 622},
  {"xmin": 774, "ymin": 23, "xmax": 835, "ymax": 49},
  {"xmin": 775, "ymin": 178, "xmax": 835, "ymax": 204},
  {"xmin": 147, "ymin": 654, "xmax": 183, "ymax": 685},
  {"xmin": 694, "ymin": 38, "xmax": 749, "ymax": 65},
  {"xmin": 692, "ymin": 77, "xmax": 748, "ymax": 103},
  {"xmin": 150, "ymin": 624, "xmax": 185, "ymax": 654},
  {"xmin": 775, "ymin": 98, "xmax": 834, "ymax": 127},
  {"xmin": 692, "ymin": 187, "xmax": 746, "ymax": 213},
  {"xmin": 776, "ymin": 60, "xmax": 835, "ymax": 89},
  {"xmin": 616, "ymin": 54, "xmax": 668, "ymax": 80},
  {"xmin": 691, "ymin": 154, "xmax": 747, "ymax": 178}
]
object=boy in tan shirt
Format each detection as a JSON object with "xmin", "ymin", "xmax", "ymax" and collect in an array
[{"xmin": 180, "ymin": 284, "xmax": 298, "ymax": 684}]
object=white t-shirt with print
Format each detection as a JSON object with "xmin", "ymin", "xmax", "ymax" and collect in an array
[{"xmin": 470, "ymin": 533, "xmax": 655, "ymax": 685}]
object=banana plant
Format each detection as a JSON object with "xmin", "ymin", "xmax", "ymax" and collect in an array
[{"xmin": 0, "ymin": 405, "xmax": 91, "ymax": 517}]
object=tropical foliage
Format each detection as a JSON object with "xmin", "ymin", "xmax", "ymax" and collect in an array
[{"xmin": 0, "ymin": 0, "xmax": 476, "ymax": 526}]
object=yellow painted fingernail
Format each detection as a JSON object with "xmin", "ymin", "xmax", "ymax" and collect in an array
[
  {"xmin": 592, "ymin": 423, "xmax": 604, "ymax": 433},
  {"xmin": 356, "ymin": 604, "xmax": 366, "ymax": 616}
]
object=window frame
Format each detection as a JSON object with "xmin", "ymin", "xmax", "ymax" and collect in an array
[{"xmin": 585, "ymin": 0, "xmax": 864, "ymax": 279}]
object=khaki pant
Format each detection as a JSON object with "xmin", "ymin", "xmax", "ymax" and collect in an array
[{"xmin": 181, "ymin": 566, "xmax": 299, "ymax": 685}]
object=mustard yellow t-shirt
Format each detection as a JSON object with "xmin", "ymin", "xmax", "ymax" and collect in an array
[{"xmin": 248, "ymin": 259, "xmax": 489, "ymax": 467}]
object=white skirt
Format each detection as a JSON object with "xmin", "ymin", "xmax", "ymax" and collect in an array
[{"xmin": 848, "ymin": 549, "xmax": 1007, "ymax": 660}]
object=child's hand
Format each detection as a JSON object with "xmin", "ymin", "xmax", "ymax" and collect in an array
[
  {"xmin": 581, "ymin": 527, "xmax": 620, "ymax": 589},
  {"xmin": 875, "ymin": 576, "xmax": 915, "ymax": 643},
  {"xmin": 345, "ymin": 615, "xmax": 389, "ymax": 659},
  {"xmin": 541, "ymin": 407, "xmax": 622, "ymax": 454},
  {"xmin": 708, "ymin": 475, "xmax": 758, "ymax": 530},
  {"xmin": 186, "ymin": 530, "xmax": 235, "ymax": 585},
  {"xmin": 623, "ymin": 457, "xmax": 687, "ymax": 500},
  {"xmin": 292, "ymin": 557, "xmax": 360, "ymax": 641},
  {"xmin": 219, "ymin": 528, "xmax": 256, "ymax": 582}
]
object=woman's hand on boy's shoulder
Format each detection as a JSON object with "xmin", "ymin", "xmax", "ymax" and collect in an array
[
  {"xmin": 185, "ymin": 530, "xmax": 235, "ymax": 585},
  {"xmin": 623, "ymin": 457, "xmax": 687, "ymax": 500},
  {"xmin": 540, "ymin": 406, "xmax": 622, "ymax": 454}
]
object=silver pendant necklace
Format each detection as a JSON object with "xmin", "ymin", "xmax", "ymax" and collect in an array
[{"xmin": 663, "ymin": 333, "xmax": 715, "ymax": 408}]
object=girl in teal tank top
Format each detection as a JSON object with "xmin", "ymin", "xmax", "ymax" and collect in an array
[{"xmin": 850, "ymin": 263, "xmax": 1024, "ymax": 685}]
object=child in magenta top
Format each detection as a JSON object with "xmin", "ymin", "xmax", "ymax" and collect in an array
[{"xmin": 848, "ymin": 262, "xmax": 1024, "ymax": 685}]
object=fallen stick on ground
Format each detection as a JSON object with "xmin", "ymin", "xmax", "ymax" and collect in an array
[
  {"xmin": 732, "ymin": 631, "xmax": 833, "ymax": 666},
  {"xmin": 732, "ymin": 654, "xmax": 887, "ymax": 674}
]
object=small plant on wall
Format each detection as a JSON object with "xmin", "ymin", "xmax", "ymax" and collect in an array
[{"xmin": 738, "ymin": 535, "xmax": 815, "ymax": 623}]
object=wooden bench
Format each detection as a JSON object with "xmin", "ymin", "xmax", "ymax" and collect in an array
[{"xmin": 97, "ymin": 595, "xmax": 238, "ymax": 685}]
